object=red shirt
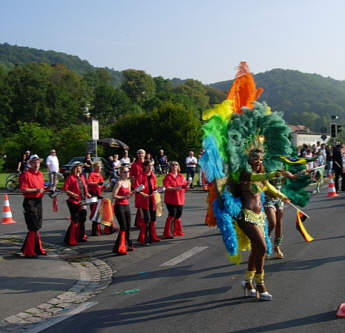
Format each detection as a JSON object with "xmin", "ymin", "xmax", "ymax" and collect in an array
[
  {"xmin": 115, "ymin": 185, "xmax": 130, "ymax": 205},
  {"xmin": 63, "ymin": 174, "xmax": 89, "ymax": 204},
  {"xmin": 87, "ymin": 172, "xmax": 104, "ymax": 196},
  {"xmin": 134, "ymin": 171, "xmax": 156, "ymax": 210},
  {"xmin": 163, "ymin": 173, "xmax": 187, "ymax": 205},
  {"xmin": 130, "ymin": 159, "xmax": 143, "ymax": 183},
  {"xmin": 19, "ymin": 169, "xmax": 45, "ymax": 198}
]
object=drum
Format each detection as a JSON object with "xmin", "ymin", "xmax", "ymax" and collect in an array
[{"xmin": 98, "ymin": 198, "xmax": 114, "ymax": 227}]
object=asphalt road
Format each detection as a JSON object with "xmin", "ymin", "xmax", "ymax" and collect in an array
[{"xmin": 2, "ymin": 186, "xmax": 345, "ymax": 333}]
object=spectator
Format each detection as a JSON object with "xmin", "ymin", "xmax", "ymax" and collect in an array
[
  {"xmin": 326, "ymin": 145, "xmax": 333, "ymax": 175},
  {"xmin": 333, "ymin": 144, "xmax": 345, "ymax": 192},
  {"xmin": 46, "ymin": 149, "xmax": 59, "ymax": 192},
  {"xmin": 19, "ymin": 154, "xmax": 46, "ymax": 258},
  {"xmin": 197, "ymin": 149, "xmax": 205, "ymax": 187},
  {"xmin": 120, "ymin": 150, "xmax": 131, "ymax": 166},
  {"xmin": 186, "ymin": 151, "xmax": 198, "ymax": 188},
  {"xmin": 113, "ymin": 154, "xmax": 121, "ymax": 175},
  {"xmin": 305, "ymin": 148, "xmax": 313, "ymax": 171},
  {"xmin": 146, "ymin": 153, "xmax": 155, "ymax": 166},
  {"xmin": 157, "ymin": 149, "xmax": 168, "ymax": 174},
  {"xmin": 17, "ymin": 152, "xmax": 29, "ymax": 173},
  {"xmin": 83, "ymin": 153, "xmax": 93, "ymax": 180}
]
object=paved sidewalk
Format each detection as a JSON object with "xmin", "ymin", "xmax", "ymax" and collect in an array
[{"xmin": 0, "ymin": 235, "xmax": 113, "ymax": 332}]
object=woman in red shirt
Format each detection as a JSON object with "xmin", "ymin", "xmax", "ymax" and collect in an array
[
  {"xmin": 135, "ymin": 159, "xmax": 161, "ymax": 245},
  {"xmin": 87, "ymin": 161, "xmax": 105, "ymax": 236},
  {"xmin": 163, "ymin": 161, "xmax": 189, "ymax": 238},
  {"xmin": 63, "ymin": 161, "xmax": 91, "ymax": 245},
  {"xmin": 112, "ymin": 166, "xmax": 134, "ymax": 254},
  {"xmin": 130, "ymin": 149, "xmax": 146, "ymax": 228}
]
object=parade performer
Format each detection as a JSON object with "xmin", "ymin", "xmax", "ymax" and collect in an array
[
  {"xmin": 112, "ymin": 166, "xmax": 134, "ymax": 254},
  {"xmin": 199, "ymin": 62, "xmax": 310, "ymax": 301},
  {"xmin": 19, "ymin": 154, "xmax": 47, "ymax": 258},
  {"xmin": 135, "ymin": 159, "xmax": 161, "ymax": 245},
  {"xmin": 130, "ymin": 149, "xmax": 146, "ymax": 228},
  {"xmin": 87, "ymin": 161, "xmax": 105, "ymax": 236},
  {"xmin": 264, "ymin": 169, "xmax": 304, "ymax": 259},
  {"xmin": 63, "ymin": 161, "xmax": 91, "ymax": 245},
  {"xmin": 162, "ymin": 161, "xmax": 189, "ymax": 238}
]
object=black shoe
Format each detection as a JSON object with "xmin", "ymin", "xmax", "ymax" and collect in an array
[{"xmin": 25, "ymin": 255, "xmax": 38, "ymax": 259}]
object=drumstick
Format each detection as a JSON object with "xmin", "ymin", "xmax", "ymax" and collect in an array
[{"xmin": 286, "ymin": 201, "xmax": 310, "ymax": 219}]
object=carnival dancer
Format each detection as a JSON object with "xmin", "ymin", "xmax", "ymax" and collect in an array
[
  {"xmin": 162, "ymin": 161, "xmax": 189, "ymax": 238},
  {"xmin": 63, "ymin": 161, "xmax": 91, "ymax": 245},
  {"xmin": 130, "ymin": 149, "xmax": 146, "ymax": 228},
  {"xmin": 264, "ymin": 170, "xmax": 301, "ymax": 259},
  {"xmin": 19, "ymin": 154, "xmax": 47, "ymax": 258},
  {"xmin": 112, "ymin": 166, "xmax": 134, "ymax": 254},
  {"xmin": 234, "ymin": 149, "xmax": 289, "ymax": 300},
  {"xmin": 198, "ymin": 62, "xmax": 310, "ymax": 302},
  {"xmin": 87, "ymin": 161, "xmax": 104, "ymax": 236},
  {"xmin": 135, "ymin": 159, "xmax": 161, "ymax": 245}
]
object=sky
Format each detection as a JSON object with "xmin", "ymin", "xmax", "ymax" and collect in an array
[{"xmin": 1, "ymin": 0, "xmax": 345, "ymax": 84}]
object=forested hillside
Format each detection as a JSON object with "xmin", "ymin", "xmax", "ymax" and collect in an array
[
  {"xmin": 1, "ymin": 42, "xmax": 345, "ymax": 171},
  {"xmin": 0, "ymin": 43, "xmax": 123, "ymax": 87},
  {"xmin": 210, "ymin": 69, "xmax": 345, "ymax": 131}
]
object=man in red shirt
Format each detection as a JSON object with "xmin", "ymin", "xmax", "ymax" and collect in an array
[{"xmin": 19, "ymin": 154, "xmax": 46, "ymax": 258}]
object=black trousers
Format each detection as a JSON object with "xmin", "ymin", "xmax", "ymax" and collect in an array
[
  {"xmin": 166, "ymin": 203, "xmax": 183, "ymax": 219},
  {"xmin": 114, "ymin": 204, "xmax": 131, "ymax": 231},
  {"xmin": 142, "ymin": 199, "xmax": 156, "ymax": 224},
  {"xmin": 23, "ymin": 197, "xmax": 42, "ymax": 231}
]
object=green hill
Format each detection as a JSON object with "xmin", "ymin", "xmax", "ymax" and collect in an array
[
  {"xmin": 0, "ymin": 42, "xmax": 123, "ymax": 87},
  {"xmin": 209, "ymin": 69, "xmax": 345, "ymax": 131}
]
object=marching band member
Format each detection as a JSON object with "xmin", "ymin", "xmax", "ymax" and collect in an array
[
  {"xmin": 19, "ymin": 154, "xmax": 46, "ymax": 258},
  {"xmin": 63, "ymin": 161, "xmax": 91, "ymax": 245},
  {"xmin": 163, "ymin": 161, "xmax": 189, "ymax": 238},
  {"xmin": 135, "ymin": 159, "xmax": 161, "ymax": 245},
  {"xmin": 112, "ymin": 166, "xmax": 134, "ymax": 255}
]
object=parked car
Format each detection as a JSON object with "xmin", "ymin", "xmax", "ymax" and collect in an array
[{"xmin": 59, "ymin": 156, "xmax": 111, "ymax": 179}]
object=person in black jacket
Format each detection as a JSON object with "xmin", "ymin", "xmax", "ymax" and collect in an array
[{"xmin": 332, "ymin": 144, "xmax": 345, "ymax": 192}]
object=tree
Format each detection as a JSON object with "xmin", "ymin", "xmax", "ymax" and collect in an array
[
  {"xmin": 173, "ymin": 79, "xmax": 210, "ymax": 118},
  {"xmin": 4, "ymin": 122, "xmax": 51, "ymax": 170},
  {"xmin": 121, "ymin": 69, "xmax": 156, "ymax": 105},
  {"xmin": 110, "ymin": 101, "xmax": 202, "ymax": 169}
]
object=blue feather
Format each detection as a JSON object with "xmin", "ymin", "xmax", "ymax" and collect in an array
[{"xmin": 199, "ymin": 135, "xmax": 225, "ymax": 182}]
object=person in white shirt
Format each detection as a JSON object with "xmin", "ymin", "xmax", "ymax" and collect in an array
[
  {"xmin": 186, "ymin": 151, "xmax": 198, "ymax": 188},
  {"xmin": 120, "ymin": 150, "xmax": 131, "ymax": 166},
  {"xmin": 46, "ymin": 149, "xmax": 59, "ymax": 191}
]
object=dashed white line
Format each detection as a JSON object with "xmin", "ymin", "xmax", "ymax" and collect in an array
[{"xmin": 160, "ymin": 246, "xmax": 208, "ymax": 266}]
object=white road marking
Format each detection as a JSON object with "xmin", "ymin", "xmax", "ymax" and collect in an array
[
  {"xmin": 160, "ymin": 246, "xmax": 208, "ymax": 266},
  {"xmin": 26, "ymin": 301, "xmax": 97, "ymax": 333}
]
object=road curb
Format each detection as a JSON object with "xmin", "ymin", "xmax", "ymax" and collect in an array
[{"xmin": 0, "ymin": 235, "xmax": 113, "ymax": 332}]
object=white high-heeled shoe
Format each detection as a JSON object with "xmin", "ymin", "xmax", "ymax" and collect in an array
[
  {"xmin": 257, "ymin": 290, "xmax": 272, "ymax": 301},
  {"xmin": 241, "ymin": 280, "xmax": 256, "ymax": 298}
]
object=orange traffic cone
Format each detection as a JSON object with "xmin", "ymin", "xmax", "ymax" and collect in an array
[
  {"xmin": 327, "ymin": 174, "xmax": 338, "ymax": 197},
  {"xmin": 336, "ymin": 303, "xmax": 345, "ymax": 317},
  {"xmin": 1, "ymin": 194, "xmax": 16, "ymax": 224}
]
